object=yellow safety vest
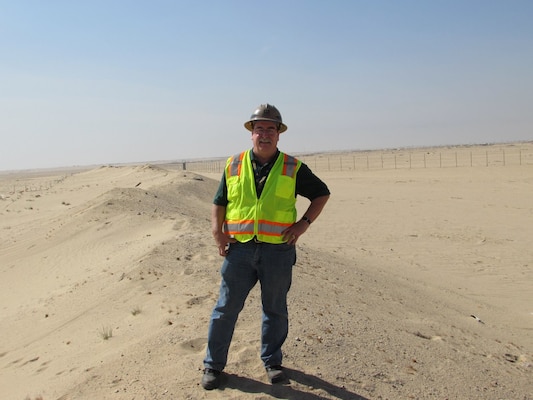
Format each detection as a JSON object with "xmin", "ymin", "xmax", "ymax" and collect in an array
[{"xmin": 224, "ymin": 150, "xmax": 301, "ymax": 244}]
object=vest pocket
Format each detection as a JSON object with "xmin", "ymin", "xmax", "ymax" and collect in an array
[
  {"xmin": 227, "ymin": 176, "xmax": 240, "ymax": 200},
  {"xmin": 275, "ymin": 175, "xmax": 295, "ymax": 198}
]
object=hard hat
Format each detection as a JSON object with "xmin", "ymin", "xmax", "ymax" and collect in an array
[{"xmin": 244, "ymin": 104, "xmax": 288, "ymax": 133}]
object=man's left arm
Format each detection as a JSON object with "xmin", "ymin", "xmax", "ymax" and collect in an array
[
  {"xmin": 301, "ymin": 194, "xmax": 330, "ymax": 225},
  {"xmin": 282, "ymin": 163, "xmax": 331, "ymax": 244},
  {"xmin": 282, "ymin": 194, "xmax": 329, "ymax": 244}
]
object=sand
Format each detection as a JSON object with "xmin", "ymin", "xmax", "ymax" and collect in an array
[{"xmin": 1, "ymin": 143, "xmax": 532, "ymax": 400}]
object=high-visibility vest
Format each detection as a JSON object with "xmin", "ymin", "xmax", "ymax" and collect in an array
[{"xmin": 224, "ymin": 150, "xmax": 301, "ymax": 244}]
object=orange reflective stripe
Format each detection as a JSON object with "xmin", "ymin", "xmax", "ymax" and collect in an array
[{"xmin": 282, "ymin": 154, "xmax": 287, "ymax": 176}]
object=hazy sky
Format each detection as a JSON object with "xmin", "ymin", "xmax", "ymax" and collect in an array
[{"xmin": 1, "ymin": 1, "xmax": 532, "ymax": 171}]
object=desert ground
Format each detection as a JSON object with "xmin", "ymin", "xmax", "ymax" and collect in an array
[{"xmin": 1, "ymin": 143, "xmax": 532, "ymax": 399}]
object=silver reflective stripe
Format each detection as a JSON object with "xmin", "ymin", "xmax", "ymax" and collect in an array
[{"xmin": 257, "ymin": 222, "xmax": 285, "ymax": 236}]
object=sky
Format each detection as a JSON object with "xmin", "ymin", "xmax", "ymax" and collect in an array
[{"xmin": 1, "ymin": 0, "xmax": 532, "ymax": 171}]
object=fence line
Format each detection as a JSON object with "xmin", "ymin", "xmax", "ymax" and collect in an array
[
  {"xmin": 181, "ymin": 145, "xmax": 533, "ymax": 174},
  {"xmin": 0, "ymin": 175, "xmax": 68, "ymax": 198}
]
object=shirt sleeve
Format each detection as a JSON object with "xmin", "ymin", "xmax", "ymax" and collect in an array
[
  {"xmin": 296, "ymin": 163, "xmax": 330, "ymax": 200},
  {"xmin": 213, "ymin": 171, "xmax": 228, "ymax": 206}
]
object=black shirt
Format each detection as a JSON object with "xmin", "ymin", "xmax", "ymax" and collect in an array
[{"xmin": 213, "ymin": 149, "xmax": 330, "ymax": 206}]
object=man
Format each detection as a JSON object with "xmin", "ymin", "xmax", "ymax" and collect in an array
[{"xmin": 201, "ymin": 104, "xmax": 330, "ymax": 390}]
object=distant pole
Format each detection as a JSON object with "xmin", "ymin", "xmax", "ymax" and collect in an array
[
  {"xmin": 440, "ymin": 153, "xmax": 442, "ymax": 168},
  {"xmin": 424, "ymin": 153, "xmax": 426, "ymax": 168},
  {"xmin": 470, "ymin": 152, "xmax": 473, "ymax": 167}
]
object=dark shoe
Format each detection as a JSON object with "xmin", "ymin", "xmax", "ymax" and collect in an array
[
  {"xmin": 266, "ymin": 365, "xmax": 286, "ymax": 384},
  {"xmin": 201, "ymin": 368, "xmax": 221, "ymax": 390}
]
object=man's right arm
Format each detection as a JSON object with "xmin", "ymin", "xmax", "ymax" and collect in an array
[{"xmin": 212, "ymin": 204, "xmax": 235, "ymax": 256}]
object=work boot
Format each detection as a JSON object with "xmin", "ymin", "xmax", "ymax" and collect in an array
[
  {"xmin": 201, "ymin": 368, "xmax": 221, "ymax": 390},
  {"xmin": 266, "ymin": 365, "xmax": 287, "ymax": 384}
]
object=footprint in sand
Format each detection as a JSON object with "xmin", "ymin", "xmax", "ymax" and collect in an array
[
  {"xmin": 186, "ymin": 294, "xmax": 210, "ymax": 307},
  {"xmin": 180, "ymin": 338, "xmax": 207, "ymax": 353}
]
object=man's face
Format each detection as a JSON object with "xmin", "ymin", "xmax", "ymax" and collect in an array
[{"xmin": 252, "ymin": 121, "xmax": 280, "ymax": 156}]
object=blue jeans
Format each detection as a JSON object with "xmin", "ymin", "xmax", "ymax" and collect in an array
[{"xmin": 204, "ymin": 240, "xmax": 296, "ymax": 372}]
